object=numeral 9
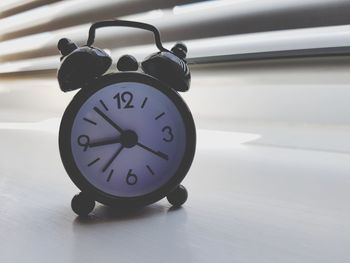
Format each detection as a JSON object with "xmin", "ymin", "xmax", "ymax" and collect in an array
[{"xmin": 78, "ymin": 135, "xmax": 90, "ymax": 151}]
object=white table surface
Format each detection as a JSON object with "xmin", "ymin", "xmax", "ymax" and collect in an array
[
  {"xmin": 0, "ymin": 119, "xmax": 349, "ymax": 263},
  {"xmin": 0, "ymin": 74, "xmax": 349, "ymax": 263}
]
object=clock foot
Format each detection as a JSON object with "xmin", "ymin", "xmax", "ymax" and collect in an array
[
  {"xmin": 71, "ymin": 192, "xmax": 95, "ymax": 216},
  {"xmin": 167, "ymin": 185, "xmax": 188, "ymax": 207}
]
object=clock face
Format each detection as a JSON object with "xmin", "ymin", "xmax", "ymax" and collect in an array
[{"xmin": 69, "ymin": 81, "xmax": 188, "ymax": 198}]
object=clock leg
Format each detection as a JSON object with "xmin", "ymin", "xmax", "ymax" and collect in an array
[
  {"xmin": 167, "ymin": 185, "xmax": 188, "ymax": 207},
  {"xmin": 71, "ymin": 192, "xmax": 95, "ymax": 216}
]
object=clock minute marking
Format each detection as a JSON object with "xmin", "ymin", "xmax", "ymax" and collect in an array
[
  {"xmin": 83, "ymin": 117, "xmax": 97, "ymax": 125},
  {"xmin": 107, "ymin": 169, "xmax": 114, "ymax": 182},
  {"xmin": 146, "ymin": 165, "xmax": 155, "ymax": 175},
  {"xmin": 141, "ymin": 97, "xmax": 148, "ymax": 108},
  {"xmin": 155, "ymin": 112, "xmax": 165, "ymax": 120}
]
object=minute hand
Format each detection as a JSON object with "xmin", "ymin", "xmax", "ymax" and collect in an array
[
  {"xmin": 93, "ymin": 106, "xmax": 124, "ymax": 133},
  {"xmin": 137, "ymin": 142, "xmax": 169, "ymax": 160}
]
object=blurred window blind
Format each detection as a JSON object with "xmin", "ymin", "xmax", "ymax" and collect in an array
[{"xmin": 1, "ymin": 0, "xmax": 350, "ymax": 74}]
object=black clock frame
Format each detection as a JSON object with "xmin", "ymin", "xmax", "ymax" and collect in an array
[{"xmin": 59, "ymin": 72, "xmax": 196, "ymax": 209}]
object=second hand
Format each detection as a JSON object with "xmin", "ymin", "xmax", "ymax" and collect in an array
[{"xmin": 136, "ymin": 142, "xmax": 169, "ymax": 160}]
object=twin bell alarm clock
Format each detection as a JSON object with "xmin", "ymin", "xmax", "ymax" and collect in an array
[{"xmin": 57, "ymin": 20, "xmax": 196, "ymax": 216}]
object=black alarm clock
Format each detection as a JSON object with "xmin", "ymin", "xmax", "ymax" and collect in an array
[{"xmin": 57, "ymin": 20, "xmax": 196, "ymax": 216}]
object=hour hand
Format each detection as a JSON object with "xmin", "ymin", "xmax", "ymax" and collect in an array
[{"xmin": 89, "ymin": 137, "xmax": 121, "ymax": 148}]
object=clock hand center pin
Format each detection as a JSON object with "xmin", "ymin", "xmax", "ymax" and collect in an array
[{"xmin": 120, "ymin": 130, "xmax": 138, "ymax": 148}]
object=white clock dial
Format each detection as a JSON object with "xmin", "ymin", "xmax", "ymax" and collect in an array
[{"xmin": 70, "ymin": 82, "xmax": 187, "ymax": 197}]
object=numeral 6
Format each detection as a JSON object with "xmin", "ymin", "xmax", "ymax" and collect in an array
[{"xmin": 126, "ymin": 169, "xmax": 138, "ymax": 185}]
